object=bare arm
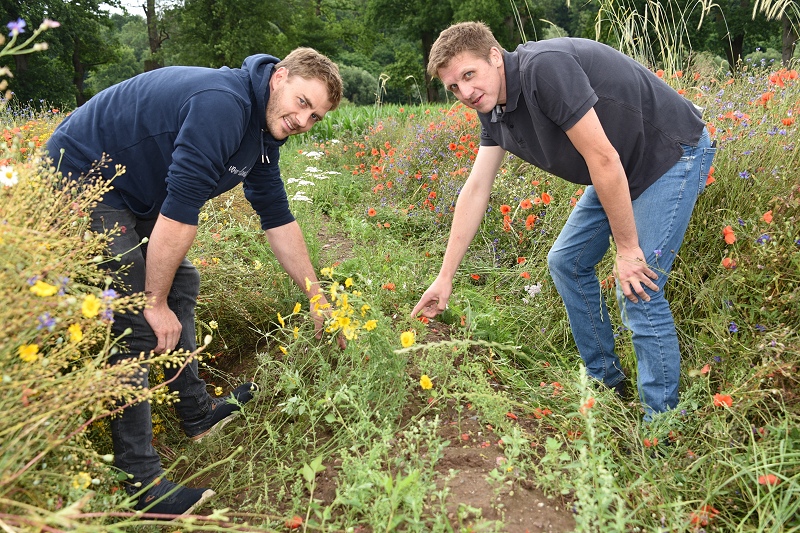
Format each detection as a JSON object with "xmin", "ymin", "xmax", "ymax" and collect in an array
[
  {"xmin": 265, "ymin": 220, "xmax": 346, "ymax": 348},
  {"xmin": 411, "ymin": 145, "xmax": 506, "ymax": 318},
  {"xmin": 143, "ymin": 214, "xmax": 198, "ymax": 353},
  {"xmin": 565, "ymin": 108, "xmax": 658, "ymax": 302}
]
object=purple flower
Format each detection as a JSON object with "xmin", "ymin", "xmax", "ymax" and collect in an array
[
  {"xmin": 713, "ymin": 356, "xmax": 722, "ymax": 363},
  {"xmin": 37, "ymin": 312, "xmax": 56, "ymax": 331},
  {"xmin": 102, "ymin": 288, "xmax": 118, "ymax": 300},
  {"xmin": 756, "ymin": 234, "xmax": 770, "ymax": 245},
  {"xmin": 755, "ymin": 324, "xmax": 766, "ymax": 332},
  {"xmin": 6, "ymin": 18, "xmax": 25, "ymax": 36},
  {"xmin": 729, "ymin": 321, "xmax": 739, "ymax": 333},
  {"xmin": 101, "ymin": 307, "xmax": 114, "ymax": 322},
  {"xmin": 737, "ymin": 218, "xmax": 746, "ymax": 226},
  {"xmin": 653, "ymin": 249, "xmax": 662, "ymax": 258},
  {"xmin": 739, "ymin": 170, "xmax": 750, "ymax": 179}
]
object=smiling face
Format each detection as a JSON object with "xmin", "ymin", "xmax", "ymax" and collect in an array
[
  {"xmin": 438, "ymin": 48, "xmax": 507, "ymax": 114},
  {"xmin": 266, "ymin": 67, "xmax": 333, "ymax": 140}
]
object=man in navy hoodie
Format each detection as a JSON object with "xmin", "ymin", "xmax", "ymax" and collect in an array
[{"xmin": 47, "ymin": 48, "xmax": 343, "ymax": 517}]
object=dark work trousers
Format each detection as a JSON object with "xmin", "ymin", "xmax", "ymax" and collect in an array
[{"xmin": 90, "ymin": 203, "xmax": 212, "ymax": 492}]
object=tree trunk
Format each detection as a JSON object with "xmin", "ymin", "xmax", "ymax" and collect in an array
[
  {"xmin": 724, "ymin": 33, "xmax": 744, "ymax": 72},
  {"xmin": 144, "ymin": 0, "xmax": 163, "ymax": 71},
  {"xmin": 782, "ymin": 14, "xmax": 797, "ymax": 66},
  {"xmin": 72, "ymin": 42, "xmax": 87, "ymax": 106},
  {"xmin": 421, "ymin": 30, "xmax": 438, "ymax": 103}
]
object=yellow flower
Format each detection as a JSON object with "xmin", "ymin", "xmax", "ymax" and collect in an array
[
  {"xmin": 19, "ymin": 344, "xmax": 39, "ymax": 362},
  {"xmin": 209, "ymin": 320, "xmax": 218, "ymax": 329},
  {"xmin": 320, "ymin": 267, "xmax": 332, "ymax": 278},
  {"xmin": 345, "ymin": 277, "xmax": 353, "ymax": 288},
  {"xmin": 293, "ymin": 302, "xmax": 302, "ymax": 314},
  {"xmin": 364, "ymin": 319, "xmax": 378, "ymax": 331},
  {"xmin": 400, "ymin": 330, "xmax": 415, "ymax": 348},
  {"xmin": 68, "ymin": 323, "xmax": 83, "ymax": 343},
  {"xmin": 214, "ymin": 386, "xmax": 223, "ymax": 396},
  {"xmin": 305, "ymin": 277, "xmax": 312, "ymax": 291},
  {"xmin": 72, "ymin": 472, "xmax": 92, "ymax": 490},
  {"xmin": 310, "ymin": 294, "xmax": 322, "ymax": 304},
  {"xmin": 277, "ymin": 312, "xmax": 285, "ymax": 328},
  {"xmin": 279, "ymin": 345, "xmax": 288, "ymax": 355},
  {"xmin": 420, "ymin": 374, "xmax": 433, "ymax": 390},
  {"xmin": 360, "ymin": 304, "xmax": 370, "ymax": 316},
  {"xmin": 293, "ymin": 326, "xmax": 299, "ymax": 339},
  {"xmin": 29, "ymin": 280, "xmax": 58, "ymax": 297},
  {"xmin": 254, "ymin": 259, "xmax": 263, "ymax": 270},
  {"xmin": 82, "ymin": 294, "xmax": 102, "ymax": 318}
]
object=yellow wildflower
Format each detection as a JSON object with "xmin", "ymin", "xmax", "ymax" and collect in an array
[
  {"xmin": 360, "ymin": 304, "xmax": 370, "ymax": 316},
  {"xmin": 68, "ymin": 323, "xmax": 83, "ymax": 343},
  {"xmin": 310, "ymin": 294, "xmax": 322, "ymax": 304},
  {"xmin": 293, "ymin": 302, "xmax": 302, "ymax": 314},
  {"xmin": 277, "ymin": 312, "xmax": 285, "ymax": 328},
  {"xmin": 72, "ymin": 472, "xmax": 92, "ymax": 490},
  {"xmin": 214, "ymin": 386, "xmax": 223, "ymax": 396},
  {"xmin": 345, "ymin": 277, "xmax": 353, "ymax": 288},
  {"xmin": 30, "ymin": 280, "xmax": 58, "ymax": 297},
  {"xmin": 320, "ymin": 267, "xmax": 332, "ymax": 278},
  {"xmin": 305, "ymin": 277, "xmax": 311, "ymax": 291},
  {"xmin": 400, "ymin": 330, "xmax": 415, "ymax": 348},
  {"xmin": 82, "ymin": 294, "xmax": 102, "ymax": 318},
  {"xmin": 19, "ymin": 344, "xmax": 39, "ymax": 362},
  {"xmin": 420, "ymin": 374, "xmax": 433, "ymax": 390},
  {"xmin": 364, "ymin": 319, "xmax": 378, "ymax": 331},
  {"xmin": 209, "ymin": 320, "xmax": 218, "ymax": 329},
  {"xmin": 279, "ymin": 345, "xmax": 288, "ymax": 355},
  {"xmin": 293, "ymin": 326, "xmax": 299, "ymax": 339}
]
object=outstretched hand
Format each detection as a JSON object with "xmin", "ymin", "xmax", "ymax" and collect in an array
[
  {"xmin": 410, "ymin": 277, "xmax": 453, "ymax": 319},
  {"xmin": 311, "ymin": 298, "xmax": 347, "ymax": 350},
  {"xmin": 614, "ymin": 248, "xmax": 659, "ymax": 303}
]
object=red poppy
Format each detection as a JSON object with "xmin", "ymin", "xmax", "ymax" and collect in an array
[
  {"xmin": 470, "ymin": 273, "xmax": 480, "ymax": 280},
  {"xmin": 782, "ymin": 117, "xmax": 795, "ymax": 126},
  {"xmin": 541, "ymin": 192, "xmax": 552, "ymax": 205},
  {"xmin": 701, "ymin": 364, "xmax": 711, "ymax": 374},
  {"xmin": 381, "ymin": 282, "xmax": 395, "ymax": 290},
  {"xmin": 758, "ymin": 474, "xmax": 779, "ymax": 485},
  {"xmin": 506, "ymin": 412, "xmax": 518, "ymax": 420},
  {"xmin": 517, "ymin": 257, "xmax": 526, "ymax": 264},
  {"xmin": 690, "ymin": 505, "xmax": 719, "ymax": 527},
  {"xmin": 367, "ymin": 208, "xmax": 377, "ymax": 217},
  {"xmin": 520, "ymin": 198, "xmax": 533, "ymax": 209},
  {"xmin": 525, "ymin": 214, "xmax": 536, "ymax": 230},
  {"xmin": 655, "ymin": 69, "xmax": 664, "ymax": 78},
  {"xmin": 723, "ymin": 225, "xmax": 736, "ymax": 245},
  {"xmin": 721, "ymin": 257, "xmax": 736, "ymax": 269},
  {"xmin": 762, "ymin": 210, "xmax": 773, "ymax": 223},
  {"xmin": 500, "ymin": 204, "xmax": 512, "ymax": 215},
  {"xmin": 521, "ymin": 272, "xmax": 530, "ymax": 279},
  {"xmin": 643, "ymin": 437, "xmax": 658, "ymax": 447},
  {"xmin": 713, "ymin": 393, "xmax": 733, "ymax": 407},
  {"xmin": 706, "ymin": 166, "xmax": 716, "ymax": 186},
  {"xmin": 285, "ymin": 515, "xmax": 303, "ymax": 529}
]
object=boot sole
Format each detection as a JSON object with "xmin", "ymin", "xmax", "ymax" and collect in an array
[
  {"xmin": 176, "ymin": 488, "xmax": 216, "ymax": 518},
  {"xmin": 189, "ymin": 411, "xmax": 240, "ymax": 443}
]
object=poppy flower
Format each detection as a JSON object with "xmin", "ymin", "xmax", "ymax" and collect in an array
[
  {"xmin": 758, "ymin": 474, "xmax": 779, "ymax": 485},
  {"xmin": 655, "ymin": 69, "xmax": 664, "ymax": 78},
  {"xmin": 782, "ymin": 117, "xmax": 795, "ymax": 126},
  {"xmin": 579, "ymin": 397, "xmax": 595, "ymax": 415},
  {"xmin": 721, "ymin": 257, "xmax": 737, "ymax": 269},
  {"xmin": 506, "ymin": 412, "xmax": 518, "ymax": 420},
  {"xmin": 701, "ymin": 363, "xmax": 711, "ymax": 374},
  {"xmin": 690, "ymin": 505, "xmax": 719, "ymax": 527},
  {"xmin": 525, "ymin": 214, "xmax": 536, "ymax": 230},
  {"xmin": 517, "ymin": 256, "xmax": 526, "ymax": 264},
  {"xmin": 285, "ymin": 515, "xmax": 303, "ymax": 529},
  {"xmin": 713, "ymin": 393, "xmax": 733, "ymax": 407},
  {"xmin": 520, "ymin": 198, "xmax": 533, "ymax": 209},
  {"xmin": 521, "ymin": 271, "xmax": 530, "ymax": 279},
  {"xmin": 367, "ymin": 208, "xmax": 377, "ymax": 217},
  {"xmin": 541, "ymin": 192, "xmax": 552, "ymax": 205},
  {"xmin": 500, "ymin": 204, "xmax": 512, "ymax": 215},
  {"xmin": 706, "ymin": 166, "xmax": 715, "ymax": 185},
  {"xmin": 381, "ymin": 282, "xmax": 395, "ymax": 290},
  {"xmin": 723, "ymin": 225, "xmax": 736, "ymax": 244},
  {"xmin": 762, "ymin": 210, "xmax": 773, "ymax": 223},
  {"xmin": 470, "ymin": 273, "xmax": 480, "ymax": 280},
  {"xmin": 643, "ymin": 437, "xmax": 658, "ymax": 447}
]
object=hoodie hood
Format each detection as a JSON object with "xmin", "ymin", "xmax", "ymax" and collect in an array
[{"xmin": 242, "ymin": 54, "xmax": 286, "ymax": 150}]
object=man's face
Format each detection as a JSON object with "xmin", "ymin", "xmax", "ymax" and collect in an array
[
  {"xmin": 266, "ymin": 67, "xmax": 333, "ymax": 140},
  {"xmin": 438, "ymin": 48, "xmax": 506, "ymax": 114}
]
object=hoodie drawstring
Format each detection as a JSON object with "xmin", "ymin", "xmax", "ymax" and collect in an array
[{"xmin": 260, "ymin": 129, "xmax": 270, "ymax": 164}]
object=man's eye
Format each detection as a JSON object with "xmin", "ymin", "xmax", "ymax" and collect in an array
[
  {"xmin": 312, "ymin": 114, "xmax": 320, "ymax": 121},
  {"xmin": 299, "ymin": 98, "xmax": 307, "ymax": 106}
]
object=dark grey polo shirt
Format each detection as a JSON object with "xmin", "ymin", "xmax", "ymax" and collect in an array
[{"xmin": 479, "ymin": 38, "xmax": 705, "ymax": 200}]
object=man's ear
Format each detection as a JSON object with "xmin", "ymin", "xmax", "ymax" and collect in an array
[
  {"xmin": 270, "ymin": 66, "xmax": 288, "ymax": 90},
  {"xmin": 489, "ymin": 47, "xmax": 503, "ymax": 67}
]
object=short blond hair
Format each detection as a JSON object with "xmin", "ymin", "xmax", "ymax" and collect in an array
[
  {"xmin": 277, "ymin": 47, "xmax": 343, "ymax": 110},
  {"xmin": 427, "ymin": 21, "xmax": 503, "ymax": 79}
]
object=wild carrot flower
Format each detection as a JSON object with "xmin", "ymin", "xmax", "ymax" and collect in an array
[{"xmin": 420, "ymin": 374, "xmax": 433, "ymax": 389}]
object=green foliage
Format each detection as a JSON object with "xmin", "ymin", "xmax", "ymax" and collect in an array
[{"xmin": 339, "ymin": 64, "xmax": 378, "ymax": 105}]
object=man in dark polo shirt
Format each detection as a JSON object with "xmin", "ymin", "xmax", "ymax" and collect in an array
[{"xmin": 411, "ymin": 22, "xmax": 716, "ymax": 421}]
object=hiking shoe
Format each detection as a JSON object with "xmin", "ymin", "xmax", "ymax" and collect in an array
[
  {"xmin": 134, "ymin": 477, "xmax": 215, "ymax": 518},
  {"xmin": 183, "ymin": 382, "xmax": 257, "ymax": 442}
]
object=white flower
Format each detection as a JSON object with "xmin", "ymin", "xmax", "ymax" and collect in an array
[
  {"xmin": 0, "ymin": 165, "xmax": 19, "ymax": 186},
  {"xmin": 304, "ymin": 151, "xmax": 324, "ymax": 159},
  {"xmin": 524, "ymin": 283, "xmax": 542, "ymax": 298},
  {"xmin": 305, "ymin": 166, "xmax": 322, "ymax": 173},
  {"xmin": 329, "ymin": 139, "xmax": 341, "ymax": 144},
  {"xmin": 286, "ymin": 178, "xmax": 315, "ymax": 186},
  {"xmin": 291, "ymin": 191, "xmax": 312, "ymax": 203},
  {"xmin": 325, "ymin": 170, "xmax": 341, "ymax": 175}
]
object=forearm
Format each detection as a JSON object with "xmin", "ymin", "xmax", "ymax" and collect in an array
[
  {"xmin": 265, "ymin": 220, "xmax": 322, "ymax": 299},
  {"xmin": 590, "ymin": 165, "xmax": 640, "ymax": 255},
  {"xmin": 145, "ymin": 215, "xmax": 198, "ymax": 306}
]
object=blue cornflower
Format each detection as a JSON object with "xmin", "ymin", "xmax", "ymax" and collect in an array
[
  {"xmin": 653, "ymin": 249, "xmax": 662, "ymax": 258},
  {"xmin": 739, "ymin": 170, "xmax": 750, "ymax": 179},
  {"xmin": 756, "ymin": 234, "xmax": 770, "ymax": 245},
  {"xmin": 738, "ymin": 218, "xmax": 746, "ymax": 226},
  {"xmin": 713, "ymin": 356, "xmax": 722, "ymax": 363},
  {"xmin": 101, "ymin": 307, "xmax": 114, "ymax": 321},
  {"xmin": 729, "ymin": 321, "xmax": 739, "ymax": 333},
  {"xmin": 755, "ymin": 324, "xmax": 767, "ymax": 332},
  {"xmin": 102, "ymin": 288, "xmax": 118, "ymax": 300},
  {"xmin": 6, "ymin": 18, "xmax": 25, "ymax": 36},
  {"xmin": 37, "ymin": 312, "xmax": 56, "ymax": 331}
]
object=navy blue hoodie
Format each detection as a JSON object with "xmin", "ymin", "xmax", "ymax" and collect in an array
[{"xmin": 46, "ymin": 55, "xmax": 294, "ymax": 230}]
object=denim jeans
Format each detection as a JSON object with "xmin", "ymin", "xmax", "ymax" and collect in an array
[
  {"xmin": 547, "ymin": 129, "xmax": 716, "ymax": 419},
  {"xmin": 90, "ymin": 204, "xmax": 213, "ymax": 492}
]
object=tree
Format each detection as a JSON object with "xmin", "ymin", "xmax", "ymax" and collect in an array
[{"xmin": 752, "ymin": 0, "xmax": 799, "ymax": 64}]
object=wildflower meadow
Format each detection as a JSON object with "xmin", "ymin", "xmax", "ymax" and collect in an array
[{"xmin": 1, "ymin": 18, "xmax": 799, "ymax": 533}]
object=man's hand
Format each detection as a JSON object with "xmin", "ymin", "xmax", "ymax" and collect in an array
[
  {"xmin": 411, "ymin": 277, "xmax": 453, "ymax": 319},
  {"xmin": 310, "ymin": 296, "xmax": 347, "ymax": 349},
  {"xmin": 613, "ymin": 247, "xmax": 659, "ymax": 303},
  {"xmin": 143, "ymin": 303, "xmax": 182, "ymax": 353}
]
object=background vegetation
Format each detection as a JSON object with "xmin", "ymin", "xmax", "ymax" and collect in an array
[
  {"xmin": 2, "ymin": 0, "xmax": 800, "ymax": 108},
  {"xmin": 1, "ymin": 4, "xmax": 799, "ymax": 533}
]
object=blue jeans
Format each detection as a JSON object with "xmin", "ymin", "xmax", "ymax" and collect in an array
[
  {"xmin": 547, "ymin": 130, "xmax": 716, "ymax": 419},
  {"xmin": 91, "ymin": 204, "xmax": 213, "ymax": 492}
]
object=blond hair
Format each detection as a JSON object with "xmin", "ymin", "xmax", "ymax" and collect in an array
[
  {"xmin": 427, "ymin": 21, "xmax": 503, "ymax": 79},
  {"xmin": 277, "ymin": 47, "xmax": 343, "ymax": 110}
]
